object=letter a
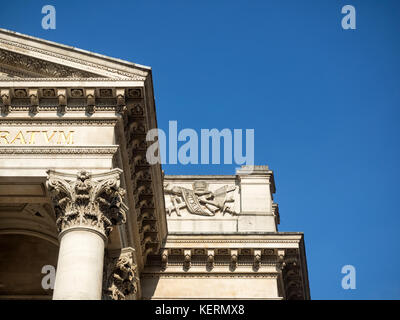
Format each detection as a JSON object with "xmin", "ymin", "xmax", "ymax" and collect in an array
[
  {"xmin": 42, "ymin": 5, "xmax": 56, "ymax": 30},
  {"xmin": 341, "ymin": 265, "xmax": 356, "ymax": 289},
  {"xmin": 341, "ymin": 5, "xmax": 356, "ymax": 30},
  {"xmin": 41, "ymin": 265, "xmax": 56, "ymax": 290}
]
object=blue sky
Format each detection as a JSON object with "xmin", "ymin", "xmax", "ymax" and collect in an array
[{"xmin": 1, "ymin": 0, "xmax": 399, "ymax": 299}]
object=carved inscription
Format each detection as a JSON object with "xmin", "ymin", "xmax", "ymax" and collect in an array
[{"xmin": 0, "ymin": 130, "xmax": 74, "ymax": 144}]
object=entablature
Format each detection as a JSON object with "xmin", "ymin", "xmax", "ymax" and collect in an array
[{"xmin": 143, "ymin": 233, "xmax": 310, "ymax": 300}]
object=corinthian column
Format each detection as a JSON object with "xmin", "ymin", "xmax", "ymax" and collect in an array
[{"xmin": 46, "ymin": 169, "xmax": 127, "ymax": 300}]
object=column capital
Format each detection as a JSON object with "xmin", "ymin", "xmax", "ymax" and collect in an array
[
  {"xmin": 46, "ymin": 169, "xmax": 128, "ymax": 239},
  {"xmin": 103, "ymin": 247, "xmax": 138, "ymax": 300}
]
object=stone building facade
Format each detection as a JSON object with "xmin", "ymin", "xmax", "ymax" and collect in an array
[{"xmin": 0, "ymin": 29, "xmax": 310, "ymax": 300}]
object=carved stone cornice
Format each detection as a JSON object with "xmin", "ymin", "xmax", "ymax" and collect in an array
[
  {"xmin": 148, "ymin": 247, "xmax": 277, "ymax": 271},
  {"xmin": 163, "ymin": 233, "xmax": 305, "ymax": 246},
  {"xmin": 103, "ymin": 247, "xmax": 138, "ymax": 300},
  {"xmin": 0, "ymin": 119, "xmax": 118, "ymax": 126},
  {"xmin": 0, "ymin": 86, "xmax": 142, "ymax": 116},
  {"xmin": 141, "ymin": 273, "xmax": 279, "ymax": 279},
  {"xmin": 145, "ymin": 247, "xmax": 309, "ymax": 299},
  {"xmin": 280, "ymin": 249, "xmax": 308, "ymax": 300},
  {"xmin": 121, "ymin": 101, "xmax": 162, "ymax": 260},
  {"xmin": 46, "ymin": 169, "xmax": 128, "ymax": 239}
]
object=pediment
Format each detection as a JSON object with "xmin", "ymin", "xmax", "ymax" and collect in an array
[
  {"xmin": 0, "ymin": 29, "xmax": 149, "ymax": 80},
  {"xmin": 0, "ymin": 49, "xmax": 102, "ymax": 79}
]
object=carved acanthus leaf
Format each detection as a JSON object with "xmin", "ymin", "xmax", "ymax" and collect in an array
[
  {"xmin": 103, "ymin": 248, "xmax": 138, "ymax": 300},
  {"xmin": 46, "ymin": 169, "xmax": 127, "ymax": 237}
]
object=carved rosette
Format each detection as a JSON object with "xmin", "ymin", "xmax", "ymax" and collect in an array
[
  {"xmin": 46, "ymin": 169, "xmax": 128, "ymax": 239},
  {"xmin": 103, "ymin": 248, "xmax": 138, "ymax": 300}
]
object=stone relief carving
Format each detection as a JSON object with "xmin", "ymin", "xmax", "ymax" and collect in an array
[
  {"xmin": 0, "ymin": 38, "xmax": 147, "ymax": 80},
  {"xmin": 164, "ymin": 181, "xmax": 236, "ymax": 216},
  {"xmin": 103, "ymin": 248, "xmax": 138, "ymax": 300},
  {"xmin": 46, "ymin": 169, "xmax": 127, "ymax": 237},
  {"xmin": 0, "ymin": 66, "xmax": 29, "ymax": 78},
  {"xmin": 0, "ymin": 49, "xmax": 101, "ymax": 78}
]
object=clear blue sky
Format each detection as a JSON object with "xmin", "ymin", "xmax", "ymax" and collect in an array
[{"xmin": 1, "ymin": 0, "xmax": 399, "ymax": 300}]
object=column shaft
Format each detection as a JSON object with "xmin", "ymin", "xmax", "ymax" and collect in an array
[{"xmin": 53, "ymin": 229, "xmax": 105, "ymax": 300}]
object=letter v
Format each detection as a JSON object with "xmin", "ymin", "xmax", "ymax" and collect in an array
[{"xmin": 42, "ymin": 131, "xmax": 57, "ymax": 143}]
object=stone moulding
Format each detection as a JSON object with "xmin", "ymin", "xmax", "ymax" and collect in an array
[
  {"xmin": 0, "ymin": 119, "xmax": 118, "ymax": 126},
  {"xmin": 141, "ymin": 273, "xmax": 279, "ymax": 279},
  {"xmin": 0, "ymin": 146, "xmax": 119, "ymax": 155},
  {"xmin": 164, "ymin": 239, "xmax": 302, "ymax": 244}
]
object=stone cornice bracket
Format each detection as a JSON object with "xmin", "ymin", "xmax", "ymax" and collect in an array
[
  {"xmin": 28, "ymin": 88, "xmax": 39, "ymax": 115},
  {"xmin": 116, "ymin": 88, "xmax": 126, "ymax": 115},
  {"xmin": 122, "ymin": 98, "xmax": 163, "ymax": 261},
  {"xmin": 230, "ymin": 249, "xmax": 238, "ymax": 271},
  {"xmin": 46, "ymin": 169, "xmax": 128, "ymax": 240},
  {"xmin": 183, "ymin": 249, "xmax": 191, "ymax": 271},
  {"xmin": 56, "ymin": 88, "xmax": 67, "ymax": 115},
  {"xmin": 207, "ymin": 249, "xmax": 215, "ymax": 271},
  {"xmin": 0, "ymin": 88, "xmax": 10, "ymax": 114},
  {"xmin": 254, "ymin": 249, "xmax": 262, "ymax": 271},
  {"xmin": 85, "ymin": 88, "xmax": 95, "ymax": 115},
  {"xmin": 103, "ymin": 247, "xmax": 138, "ymax": 300},
  {"xmin": 277, "ymin": 249, "xmax": 286, "ymax": 271},
  {"xmin": 161, "ymin": 249, "xmax": 168, "ymax": 271},
  {"xmin": 279, "ymin": 250, "xmax": 305, "ymax": 300}
]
